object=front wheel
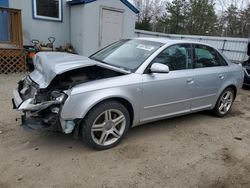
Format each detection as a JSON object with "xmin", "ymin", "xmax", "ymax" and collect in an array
[
  {"xmin": 213, "ymin": 88, "xmax": 235, "ymax": 117},
  {"xmin": 81, "ymin": 101, "xmax": 130, "ymax": 150}
]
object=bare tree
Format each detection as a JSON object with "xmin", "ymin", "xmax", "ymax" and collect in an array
[
  {"xmin": 217, "ymin": 0, "xmax": 250, "ymax": 37},
  {"xmin": 133, "ymin": 0, "xmax": 166, "ymax": 31},
  {"xmin": 217, "ymin": 0, "xmax": 249, "ymax": 12},
  {"xmin": 132, "ymin": 0, "xmax": 250, "ymax": 37}
]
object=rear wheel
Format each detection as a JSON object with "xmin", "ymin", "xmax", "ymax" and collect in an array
[
  {"xmin": 81, "ymin": 101, "xmax": 130, "ymax": 150},
  {"xmin": 213, "ymin": 88, "xmax": 235, "ymax": 117}
]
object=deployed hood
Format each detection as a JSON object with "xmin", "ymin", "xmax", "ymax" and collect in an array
[{"xmin": 29, "ymin": 52, "xmax": 129, "ymax": 89}]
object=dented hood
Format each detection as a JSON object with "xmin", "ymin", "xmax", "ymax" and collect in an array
[
  {"xmin": 29, "ymin": 52, "xmax": 130, "ymax": 89},
  {"xmin": 29, "ymin": 52, "xmax": 96, "ymax": 88}
]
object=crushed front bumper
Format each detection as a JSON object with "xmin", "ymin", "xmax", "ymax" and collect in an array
[
  {"xmin": 12, "ymin": 78, "xmax": 63, "ymax": 132},
  {"xmin": 20, "ymin": 113, "xmax": 62, "ymax": 132}
]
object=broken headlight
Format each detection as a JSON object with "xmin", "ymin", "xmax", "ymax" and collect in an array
[{"xmin": 51, "ymin": 91, "xmax": 67, "ymax": 103}]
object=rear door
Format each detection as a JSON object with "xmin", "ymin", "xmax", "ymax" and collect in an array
[{"xmin": 191, "ymin": 44, "xmax": 229, "ymax": 111}]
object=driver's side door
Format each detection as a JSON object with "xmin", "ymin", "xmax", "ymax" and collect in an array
[{"xmin": 140, "ymin": 44, "xmax": 195, "ymax": 123}]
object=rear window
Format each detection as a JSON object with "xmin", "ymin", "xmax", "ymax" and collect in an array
[{"xmin": 194, "ymin": 45, "xmax": 228, "ymax": 68}]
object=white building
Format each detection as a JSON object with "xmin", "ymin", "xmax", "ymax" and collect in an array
[
  {"xmin": 4, "ymin": 0, "xmax": 139, "ymax": 56},
  {"xmin": 69, "ymin": 0, "xmax": 139, "ymax": 56}
]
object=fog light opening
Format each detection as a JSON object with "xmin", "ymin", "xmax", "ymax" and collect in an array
[{"xmin": 64, "ymin": 120, "xmax": 75, "ymax": 134}]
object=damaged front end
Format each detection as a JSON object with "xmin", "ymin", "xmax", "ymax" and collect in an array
[
  {"xmin": 12, "ymin": 52, "xmax": 126, "ymax": 134},
  {"xmin": 12, "ymin": 76, "xmax": 74, "ymax": 133}
]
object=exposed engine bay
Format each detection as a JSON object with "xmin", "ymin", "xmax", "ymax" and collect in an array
[{"xmin": 46, "ymin": 65, "xmax": 124, "ymax": 91}]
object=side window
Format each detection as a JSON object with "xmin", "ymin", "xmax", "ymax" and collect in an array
[
  {"xmin": 194, "ymin": 45, "xmax": 227, "ymax": 68},
  {"xmin": 217, "ymin": 52, "xmax": 228, "ymax": 66},
  {"xmin": 151, "ymin": 44, "xmax": 192, "ymax": 71}
]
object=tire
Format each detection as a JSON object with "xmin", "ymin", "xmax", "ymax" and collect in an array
[
  {"xmin": 213, "ymin": 87, "xmax": 235, "ymax": 117},
  {"xmin": 81, "ymin": 101, "xmax": 130, "ymax": 150}
]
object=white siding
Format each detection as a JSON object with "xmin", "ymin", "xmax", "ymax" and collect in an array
[
  {"xmin": 9, "ymin": 0, "xmax": 70, "ymax": 47},
  {"xmin": 9, "ymin": 0, "xmax": 137, "ymax": 55},
  {"xmin": 70, "ymin": 0, "xmax": 136, "ymax": 56},
  {"xmin": 70, "ymin": 5, "xmax": 85, "ymax": 55}
]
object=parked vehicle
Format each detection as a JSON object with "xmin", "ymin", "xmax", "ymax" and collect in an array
[
  {"xmin": 242, "ymin": 61, "xmax": 250, "ymax": 86},
  {"xmin": 242, "ymin": 42, "xmax": 250, "ymax": 87},
  {"xmin": 13, "ymin": 38, "xmax": 244, "ymax": 150}
]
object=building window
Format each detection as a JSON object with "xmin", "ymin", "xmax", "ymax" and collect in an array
[{"xmin": 33, "ymin": 0, "xmax": 62, "ymax": 22}]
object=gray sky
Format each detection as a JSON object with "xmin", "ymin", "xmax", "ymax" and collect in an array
[
  {"xmin": 216, "ymin": 0, "xmax": 250, "ymax": 12},
  {"xmin": 129, "ymin": 0, "xmax": 250, "ymax": 12}
]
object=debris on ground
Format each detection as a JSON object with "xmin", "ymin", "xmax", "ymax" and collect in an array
[
  {"xmin": 35, "ymin": 163, "xmax": 41, "ymax": 167},
  {"xmin": 17, "ymin": 176, "xmax": 23, "ymax": 181},
  {"xmin": 234, "ymin": 137, "xmax": 243, "ymax": 141}
]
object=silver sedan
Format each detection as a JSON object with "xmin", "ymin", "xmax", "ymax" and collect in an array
[{"xmin": 13, "ymin": 38, "xmax": 244, "ymax": 150}]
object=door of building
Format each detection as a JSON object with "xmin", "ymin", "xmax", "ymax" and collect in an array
[{"xmin": 100, "ymin": 8, "xmax": 123, "ymax": 48}]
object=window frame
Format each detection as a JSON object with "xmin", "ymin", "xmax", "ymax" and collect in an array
[
  {"xmin": 193, "ymin": 44, "xmax": 228, "ymax": 68},
  {"xmin": 216, "ymin": 50, "xmax": 229, "ymax": 66},
  {"xmin": 32, "ymin": 0, "xmax": 63, "ymax": 22},
  {"xmin": 144, "ymin": 43, "xmax": 194, "ymax": 74}
]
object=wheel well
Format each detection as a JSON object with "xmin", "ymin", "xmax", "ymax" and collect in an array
[
  {"xmin": 226, "ymin": 85, "xmax": 237, "ymax": 99},
  {"xmin": 76, "ymin": 97, "xmax": 134, "ymax": 138},
  {"xmin": 89, "ymin": 98, "xmax": 134, "ymax": 126}
]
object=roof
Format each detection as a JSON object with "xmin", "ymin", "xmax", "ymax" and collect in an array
[
  {"xmin": 67, "ymin": 0, "xmax": 139, "ymax": 14},
  {"xmin": 135, "ymin": 37, "xmax": 191, "ymax": 44},
  {"xmin": 135, "ymin": 37, "xmax": 213, "ymax": 46}
]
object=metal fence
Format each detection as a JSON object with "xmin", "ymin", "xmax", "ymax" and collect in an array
[{"xmin": 134, "ymin": 29, "xmax": 250, "ymax": 62}]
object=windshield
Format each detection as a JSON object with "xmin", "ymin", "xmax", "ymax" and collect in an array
[{"xmin": 90, "ymin": 39, "xmax": 163, "ymax": 72}]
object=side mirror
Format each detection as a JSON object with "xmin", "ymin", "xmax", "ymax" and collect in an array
[{"xmin": 150, "ymin": 63, "xmax": 169, "ymax": 73}]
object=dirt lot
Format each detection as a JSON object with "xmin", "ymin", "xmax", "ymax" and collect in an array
[{"xmin": 1, "ymin": 74, "xmax": 250, "ymax": 188}]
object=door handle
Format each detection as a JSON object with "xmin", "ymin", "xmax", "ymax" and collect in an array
[
  {"xmin": 186, "ymin": 78, "xmax": 194, "ymax": 84},
  {"xmin": 219, "ymin": 74, "xmax": 225, "ymax": 79}
]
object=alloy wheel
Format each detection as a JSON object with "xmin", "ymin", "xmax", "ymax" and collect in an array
[
  {"xmin": 91, "ymin": 109, "xmax": 126, "ymax": 146},
  {"xmin": 218, "ymin": 90, "xmax": 234, "ymax": 115}
]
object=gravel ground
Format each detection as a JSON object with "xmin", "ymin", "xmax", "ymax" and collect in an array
[{"xmin": 1, "ymin": 73, "xmax": 250, "ymax": 188}]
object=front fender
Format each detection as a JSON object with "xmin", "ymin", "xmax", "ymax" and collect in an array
[{"xmin": 60, "ymin": 85, "xmax": 142, "ymax": 125}]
